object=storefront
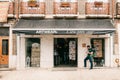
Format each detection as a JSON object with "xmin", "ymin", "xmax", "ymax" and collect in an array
[{"xmin": 11, "ymin": 19, "xmax": 115, "ymax": 69}]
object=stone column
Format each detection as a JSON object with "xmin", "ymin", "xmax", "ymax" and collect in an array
[
  {"xmin": 45, "ymin": 0, "xmax": 54, "ymax": 18},
  {"xmin": 118, "ymin": 24, "xmax": 120, "ymax": 57},
  {"xmin": 78, "ymin": 0, "xmax": 87, "ymax": 18},
  {"xmin": 105, "ymin": 37, "xmax": 110, "ymax": 67},
  {"xmin": 16, "ymin": 34, "xmax": 26, "ymax": 70},
  {"xmin": 16, "ymin": 34, "xmax": 20, "ymax": 69},
  {"xmin": 14, "ymin": 0, "xmax": 19, "ymax": 19},
  {"xmin": 110, "ymin": 33, "xmax": 114, "ymax": 67},
  {"xmin": 117, "ymin": 24, "xmax": 120, "ymax": 66},
  {"xmin": 9, "ymin": 27, "xmax": 14, "ymax": 68}
]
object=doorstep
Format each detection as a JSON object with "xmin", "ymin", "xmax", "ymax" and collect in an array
[
  {"xmin": 0, "ymin": 68, "xmax": 16, "ymax": 71},
  {"xmin": 52, "ymin": 67, "xmax": 78, "ymax": 71}
]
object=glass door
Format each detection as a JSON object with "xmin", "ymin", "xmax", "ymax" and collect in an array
[{"xmin": 91, "ymin": 38, "xmax": 105, "ymax": 67}]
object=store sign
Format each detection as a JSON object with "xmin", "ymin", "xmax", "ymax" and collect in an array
[
  {"xmin": 13, "ymin": 30, "xmax": 111, "ymax": 35},
  {"xmin": 36, "ymin": 30, "xmax": 58, "ymax": 34},
  {"xmin": 0, "ymin": 2, "xmax": 9, "ymax": 22},
  {"xmin": 36, "ymin": 30, "xmax": 94, "ymax": 34}
]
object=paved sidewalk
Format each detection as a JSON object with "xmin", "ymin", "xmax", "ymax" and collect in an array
[{"xmin": 0, "ymin": 68, "xmax": 120, "ymax": 80}]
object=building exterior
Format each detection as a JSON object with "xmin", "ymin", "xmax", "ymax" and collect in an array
[{"xmin": 0, "ymin": 0, "xmax": 120, "ymax": 70}]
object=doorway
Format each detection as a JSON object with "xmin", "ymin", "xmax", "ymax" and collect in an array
[
  {"xmin": 91, "ymin": 38, "xmax": 105, "ymax": 67},
  {"xmin": 25, "ymin": 38, "xmax": 40, "ymax": 67},
  {"xmin": 0, "ymin": 37, "xmax": 9, "ymax": 68},
  {"xmin": 54, "ymin": 38, "xmax": 77, "ymax": 67}
]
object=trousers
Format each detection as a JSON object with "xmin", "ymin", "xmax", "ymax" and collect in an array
[{"xmin": 84, "ymin": 55, "xmax": 93, "ymax": 69}]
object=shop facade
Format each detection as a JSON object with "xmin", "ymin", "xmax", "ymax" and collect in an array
[{"xmin": 8, "ymin": 19, "xmax": 115, "ymax": 69}]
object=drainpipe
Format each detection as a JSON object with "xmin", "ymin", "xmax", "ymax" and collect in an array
[
  {"xmin": 112, "ymin": 0, "xmax": 115, "ymax": 20},
  {"xmin": 15, "ymin": 0, "xmax": 19, "ymax": 20}
]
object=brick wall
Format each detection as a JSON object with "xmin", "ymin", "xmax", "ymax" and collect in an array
[
  {"xmin": 20, "ymin": 2, "xmax": 45, "ymax": 14},
  {"xmin": 85, "ymin": 2, "xmax": 109, "ymax": 15},
  {"xmin": 54, "ymin": 2, "xmax": 77, "ymax": 14},
  {"xmin": 6, "ymin": 0, "xmax": 115, "ymax": 17},
  {"xmin": 8, "ymin": 2, "xmax": 14, "ymax": 14}
]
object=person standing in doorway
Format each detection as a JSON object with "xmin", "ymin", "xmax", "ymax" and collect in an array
[{"xmin": 84, "ymin": 45, "xmax": 93, "ymax": 69}]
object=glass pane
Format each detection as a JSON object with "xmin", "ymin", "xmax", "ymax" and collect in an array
[
  {"xmin": 2, "ymin": 39, "xmax": 9, "ymax": 55},
  {"xmin": 26, "ymin": 38, "xmax": 40, "ymax": 67}
]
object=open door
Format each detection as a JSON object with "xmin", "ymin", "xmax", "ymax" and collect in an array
[
  {"xmin": 54, "ymin": 38, "xmax": 77, "ymax": 67},
  {"xmin": 0, "ymin": 37, "xmax": 9, "ymax": 68}
]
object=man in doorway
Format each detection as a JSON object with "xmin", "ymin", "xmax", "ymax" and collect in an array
[{"xmin": 84, "ymin": 45, "xmax": 93, "ymax": 69}]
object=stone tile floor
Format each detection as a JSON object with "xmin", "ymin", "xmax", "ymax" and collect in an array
[{"xmin": 0, "ymin": 68, "xmax": 120, "ymax": 80}]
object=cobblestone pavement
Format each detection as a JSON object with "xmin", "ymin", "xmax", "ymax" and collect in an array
[{"xmin": 0, "ymin": 68, "xmax": 120, "ymax": 80}]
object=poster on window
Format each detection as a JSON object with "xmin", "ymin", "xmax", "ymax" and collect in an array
[
  {"xmin": 69, "ymin": 41, "xmax": 76, "ymax": 60},
  {"xmin": 93, "ymin": 40, "xmax": 103, "ymax": 57}
]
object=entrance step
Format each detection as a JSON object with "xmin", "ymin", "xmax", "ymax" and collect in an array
[
  {"xmin": 52, "ymin": 67, "xmax": 77, "ymax": 71},
  {"xmin": 0, "ymin": 68, "xmax": 16, "ymax": 71},
  {"xmin": 0, "ymin": 64, "xmax": 8, "ymax": 68}
]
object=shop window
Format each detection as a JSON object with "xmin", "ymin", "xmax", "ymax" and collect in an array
[
  {"xmin": 2, "ymin": 39, "xmax": 9, "ymax": 55},
  {"xmin": 28, "ymin": 0, "xmax": 39, "ymax": 7}
]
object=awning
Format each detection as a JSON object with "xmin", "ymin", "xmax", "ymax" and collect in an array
[
  {"xmin": 13, "ymin": 19, "xmax": 115, "ymax": 35},
  {"xmin": 0, "ymin": 2, "xmax": 9, "ymax": 22}
]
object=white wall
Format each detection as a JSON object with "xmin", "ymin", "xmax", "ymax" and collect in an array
[
  {"xmin": 9, "ymin": 55, "xmax": 17, "ymax": 68},
  {"xmin": 117, "ymin": 0, "xmax": 120, "ymax": 2},
  {"xmin": 40, "ymin": 35, "xmax": 54, "ymax": 68},
  {"xmin": 16, "ymin": 35, "xmax": 26, "ymax": 70},
  {"xmin": 78, "ymin": 34, "xmax": 91, "ymax": 68},
  {"xmin": 118, "ymin": 24, "xmax": 120, "ymax": 57},
  {"xmin": 9, "ymin": 28, "xmax": 17, "ymax": 68},
  {"xmin": 105, "ymin": 37, "xmax": 110, "ymax": 67},
  {"xmin": 115, "ymin": 24, "xmax": 120, "ymax": 67},
  {"xmin": 112, "ymin": 26, "xmax": 120, "ymax": 67}
]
